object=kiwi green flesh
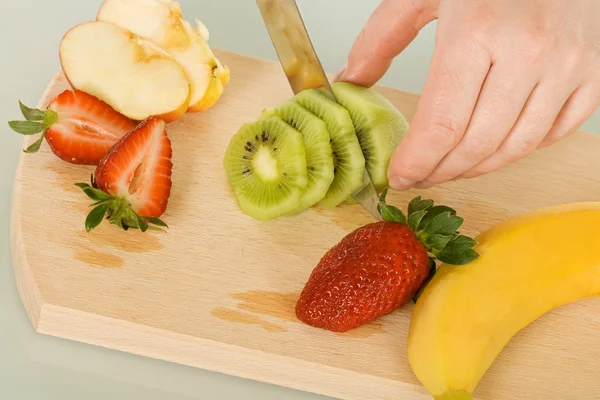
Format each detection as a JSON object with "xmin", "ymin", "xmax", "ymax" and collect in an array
[
  {"xmin": 259, "ymin": 101, "xmax": 335, "ymax": 213},
  {"xmin": 222, "ymin": 116, "xmax": 308, "ymax": 220},
  {"xmin": 330, "ymin": 82, "xmax": 409, "ymax": 191},
  {"xmin": 292, "ymin": 89, "xmax": 365, "ymax": 208}
]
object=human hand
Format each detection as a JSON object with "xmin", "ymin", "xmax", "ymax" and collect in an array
[{"xmin": 336, "ymin": 0, "xmax": 600, "ymax": 190}]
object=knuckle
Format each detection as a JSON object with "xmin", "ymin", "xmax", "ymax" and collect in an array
[
  {"xmin": 461, "ymin": 168, "xmax": 484, "ymax": 179},
  {"xmin": 505, "ymin": 135, "xmax": 540, "ymax": 159},
  {"xmin": 560, "ymin": 48, "xmax": 585, "ymax": 76},
  {"xmin": 422, "ymin": 169, "xmax": 447, "ymax": 184},
  {"xmin": 542, "ymin": 126, "xmax": 578, "ymax": 148},
  {"xmin": 472, "ymin": 157, "xmax": 505, "ymax": 177},
  {"xmin": 467, "ymin": 23, "xmax": 492, "ymax": 48},
  {"xmin": 428, "ymin": 172, "xmax": 455, "ymax": 185},
  {"xmin": 462, "ymin": 134, "xmax": 498, "ymax": 157},
  {"xmin": 445, "ymin": 2, "xmax": 491, "ymax": 39},
  {"xmin": 424, "ymin": 115, "xmax": 463, "ymax": 145},
  {"xmin": 407, "ymin": 0, "xmax": 430, "ymax": 14},
  {"xmin": 405, "ymin": 0, "xmax": 427, "ymax": 17},
  {"xmin": 441, "ymin": 25, "xmax": 488, "ymax": 53},
  {"xmin": 397, "ymin": 160, "xmax": 431, "ymax": 181},
  {"xmin": 352, "ymin": 28, "xmax": 368, "ymax": 51},
  {"xmin": 353, "ymin": 23, "xmax": 393, "ymax": 63},
  {"xmin": 408, "ymin": 0, "xmax": 438, "ymax": 30},
  {"xmin": 517, "ymin": 30, "xmax": 553, "ymax": 63}
]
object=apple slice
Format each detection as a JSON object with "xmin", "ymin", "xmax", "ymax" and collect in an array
[
  {"xmin": 59, "ymin": 21, "xmax": 191, "ymax": 122},
  {"xmin": 182, "ymin": 19, "xmax": 230, "ymax": 112},
  {"xmin": 96, "ymin": 0, "xmax": 230, "ymax": 113}
]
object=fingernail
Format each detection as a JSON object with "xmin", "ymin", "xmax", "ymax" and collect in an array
[
  {"xmin": 334, "ymin": 63, "xmax": 347, "ymax": 82},
  {"xmin": 389, "ymin": 176, "xmax": 414, "ymax": 191}
]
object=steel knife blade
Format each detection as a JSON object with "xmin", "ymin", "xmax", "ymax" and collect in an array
[{"xmin": 256, "ymin": 0, "xmax": 382, "ymax": 220}]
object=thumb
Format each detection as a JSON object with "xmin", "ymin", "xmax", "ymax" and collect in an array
[{"xmin": 336, "ymin": 0, "xmax": 438, "ymax": 87}]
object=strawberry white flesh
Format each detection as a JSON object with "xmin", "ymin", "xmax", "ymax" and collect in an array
[{"xmin": 94, "ymin": 116, "xmax": 173, "ymax": 217}]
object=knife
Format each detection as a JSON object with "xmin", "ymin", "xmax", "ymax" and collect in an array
[{"xmin": 256, "ymin": 0, "xmax": 383, "ymax": 220}]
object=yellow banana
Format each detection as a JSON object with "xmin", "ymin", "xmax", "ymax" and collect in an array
[{"xmin": 407, "ymin": 202, "xmax": 600, "ymax": 400}]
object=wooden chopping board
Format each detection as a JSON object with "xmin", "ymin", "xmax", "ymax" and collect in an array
[{"xmin": 10, "ymin": 49, "xmax": 600, "ymax": 400}]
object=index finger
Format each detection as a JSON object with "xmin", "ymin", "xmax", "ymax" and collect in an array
[
  {"xmin": 386, "ymin": 34, "xmax": 492, "ymax": 190},
  {"xmin": 337, "ymin": 0, "xmax": 438, "ymax": 87}
]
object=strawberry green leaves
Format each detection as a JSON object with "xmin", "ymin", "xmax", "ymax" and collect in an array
[
  {"xmin": 8, "ymin": 100, "xmax": 58, "ymax": 153},
  {"xmin": 408, "ymin": 210, "xmax": 427, "ymax": 231},
  {"xmin": 8, "ymin": 120, "xmax": 47, "ymax": 135},
  {"xmin": 436, "ymin": 235, "xmax": 479, "ymax": 265},
  {"xmin": 18, "ymin": 100, "xmax": 48, "ymax": 121},
  {"xmin": 377, "ymin": 188, "xmax": 407, "ymax": 224},
  {"xmin": 76, "ymin": 175, "xmax": 168, "ymax": 233},
  {"xmin": 408, "ymin": 196, "xmax": 434, "ymax": 216},
  {"xmin": 414, "ymin": 204, "xmax": 477, "ymax": 265},
  {"xmin": 377, "ymin": 188, "xmax": 479, "ymax": 266},
  {"xmin": 85, "ymin": 201, "xmax": 111, "ymax": 232}
]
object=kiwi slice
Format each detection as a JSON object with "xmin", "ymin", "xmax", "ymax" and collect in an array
[
  {"xmin": 330, "ymin": 82, "xmax": 409, "ymax": 190},
  {"xmin": 259, "ymin": 101, "xmax": 334, "ymax": 213},
  {"xmin": 292, "ymin": 89, "xmax": 365, "ymax": 208},
  {"xmin": 222, "ymin": 116, "xmax": 308, "ymax": 220}
]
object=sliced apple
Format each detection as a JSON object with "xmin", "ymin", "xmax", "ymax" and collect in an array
[
  {"xmin": 59, "ymin": 21, "xmax": 191, "ymax": 122},
  {"xmin": 183, "ymin": 20, "xmax": 231, "ymax": 112},
  {"xmin": 96, "ymin": 0, "xmax": 230, "ymax": 113}
]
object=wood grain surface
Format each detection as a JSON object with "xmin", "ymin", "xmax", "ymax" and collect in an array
[{"xmin": 10, "ymin": 50, "xmax": 600, "ymax": 400}]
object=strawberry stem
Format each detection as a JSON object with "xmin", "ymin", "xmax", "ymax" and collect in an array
[
  {"xmin": 8, "ymin": 99, "xmax": 58, "ymax": 153},
  {"xmin": 377, "ymin": 187, "xmax": 479, "ymax": 266},
  {"xmin": 75, "ymin": 175, "xmax": 168, "ymax": 233}
]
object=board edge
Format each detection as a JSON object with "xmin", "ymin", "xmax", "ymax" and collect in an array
[
  {"xmin": 35, "ymin": 302, "xmax": 433, "ymax": 400},
  {"xmin": 9, "ymin": 70, "xmax": 67, "ymax": 330}
]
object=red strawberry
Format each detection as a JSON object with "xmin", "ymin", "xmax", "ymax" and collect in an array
[
  {"xmin": 295, "ymin": 189, "xmax": 479, "ymax": 332},
  {"xmin": 8, "ymin": 89, "xmax": 136, "ymax": 165},
  {"xmin": 76, "ymin": 116, "xmax": 173, "ymax": 232}
]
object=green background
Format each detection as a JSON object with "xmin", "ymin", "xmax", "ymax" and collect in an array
[{"xmin": 1, "ymin": 1, "xmax": 598, "ymax": 399}]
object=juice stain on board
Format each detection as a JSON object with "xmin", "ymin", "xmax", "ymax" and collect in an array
[
  {"xmin": 75, "ymin": 228, "xmax": 164, "ymax": 253},
  {"xmin": 74, "ymin": 248, "xmax": 124, "ymax": 268},
  {"xmin": 211, "ymin": 308, "xmax": 288, "ymax": 333}
]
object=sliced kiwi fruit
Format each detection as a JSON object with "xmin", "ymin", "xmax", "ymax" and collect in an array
[
  {"xmin": 330, "ymin": 82, "xmax": 409, "ymax": 191},
  {"xmin": 259, "ymin": 101, "xmax": 334, "ymax": 213},
  {"xmin": 223, "ymin": 82, "xmax": 410, "ymax": 219},
  {"xmin": 292, "ymin": 89, "xmax": 365, "ymax": 208},
  {"xmin": 222, "ymin": 116, "xmax": 308, "ymax": 221}
]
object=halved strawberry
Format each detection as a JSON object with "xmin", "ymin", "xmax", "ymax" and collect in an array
[
  {"xmin": 76, "ymin": 116, "xmax": 173, "ymax": 232},
  {"xmin": 8, "ymin": 89, "xmax": 137, "ymax": 165}
]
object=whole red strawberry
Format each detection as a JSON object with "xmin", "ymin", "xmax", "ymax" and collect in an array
[{"xmin": 295, "ymin": 189, "xmax": 479, "ymax": 332}]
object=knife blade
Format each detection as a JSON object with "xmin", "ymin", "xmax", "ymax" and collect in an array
[{"xmin": 256, "ymin": 0, "xmax": 383, "ymax": 220}]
